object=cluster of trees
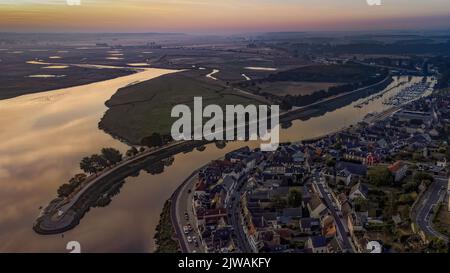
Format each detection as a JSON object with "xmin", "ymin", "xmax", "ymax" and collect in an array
[
  {"xmin": 287, "ymin": 189, "xmax": 303, "ymax": 208},
  {"xmin": 427, "ymin": 238, "xmax": 449, "ymax": 253},
  {"xmin": 430, "ymin": 56, "xmax": 450, "ymax": 89},
  {"xmin": 367, "ymin": 166, "xmax": 394, "ymax": 187},
  {"xmin": 126, "ymin": 146, "xmax": 138, "ymax": 157},
  {"xmin": 79, "ymin": 148, "xmax": 123, "ymax": 175},
  {"xmin": 154, "ymin": 200, "xmax": 179, "ymax": 253},
  {"xmin": 279, "ymin": 71, "xmax": 389, "ymax": 110},
  {"xmin": 57, "ymin": 174, "xmax": 87, "ymax": 198},
  {"xmin": 368, "ymin": 166, "xmax": 434, "ymax": 190},
  {"xmin": 266, "ymin": 64, "xmax": 381, "ymax": 83},
  {"xmin": 402, "ymin": 172, "xmax": 434, "ymax": 193},
  {"xmin": 141, "ymin": 133, "xmax": 172, "ymax": 148},
  {"xmin": 269, "ymin": 189, "xmax": 303, "ymax": 210}
]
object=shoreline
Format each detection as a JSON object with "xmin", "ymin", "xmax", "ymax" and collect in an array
[
  {"xmin": 0, "ymin": 64, "xmax": 144, "ymax": 101},
  {"xmin": 34, "ymin": 73, "xmax": 398, "ymax": 236},
  {"xmin": 154, "ymin": 200, "xmax": 180, "ymax": 253},
  {"xmin": 33, "ymin": 140, "xmax": 210, "ymax": 235}
]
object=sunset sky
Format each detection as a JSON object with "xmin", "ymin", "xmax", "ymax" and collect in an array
[{"xmin": 1, "ymin": 0, "xmax": 450, "ymax": 33}]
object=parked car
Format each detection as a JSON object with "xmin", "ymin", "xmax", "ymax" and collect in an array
[{"xmin": 187, "ymin": 236, "xmax": 192, "ymax": 243}]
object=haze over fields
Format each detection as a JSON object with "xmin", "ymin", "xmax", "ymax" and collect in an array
[{"xmin": 1, "ymin": 0, "xmax": 450, "ymax": 33}]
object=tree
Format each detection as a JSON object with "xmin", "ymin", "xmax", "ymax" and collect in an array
[
  {"xmin": 80, "ymin": 156, "xmax": 96, "ymax": 174},
  {"xmin": 353, "ymin": 197, "xmax": 369, "ymax": 212},
  {"xmin": 287, "ymin": 189, "xmax": 303, "ymax": 208},
  {"xmin": 101, "ymin": 147, "xmax": 123, "ymax": 165},
  {"xmin": 126, "ymin": 147, "xmax": 138, "ymax": 157},
  {"xmin": 215, "ymin": 141, "xmax": 227, "ymax": 149},
  {"xmin": 57, "ymin": 174, "xmax": 86, "ymax": 197},
  {"xmin": 141, "ymin": 133, "xmax": 163, "ymax": 148},
  {"xmin": 427, "ymin": 238, "xmax": 448, "ymax": 253},
  {"xmin": 368, "ymin": 167, "xmax": 394, "ymax": 187},
  {"xmin": 413, "ymin": 172, "xmax": 434, "ymax": 184},
  {"xmin": 402, "ymin": 180, "xmax": 420, "ymax": 193},
  {"xmin": 383, "ymin": 192, "xmax": 397, "ymax": 220},
  {"xmin": 91, "ymin": 154, "xmax": 108, "ymax": 173},
  {"xmin": 398, "ymin": 193, "xmax": 415, "ymax": 205},
  {"xmin": 326, "ymin": 157, "xmax": 336, "ymax": 167}
]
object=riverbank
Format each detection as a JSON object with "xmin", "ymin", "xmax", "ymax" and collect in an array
[
  {"xmin": 154, "ymin": 200, "xmax": 179, "ymax": 253},
  {"xmin": 33, "ymin": 140, "xmax": 210, "ymax": 235},
  {"xmin": 0, "ymin": 62, "xmax": 138, "ymax": 101}
]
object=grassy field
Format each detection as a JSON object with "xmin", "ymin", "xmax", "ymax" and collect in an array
[
  {"xmin": 433, "ymin": 202, "xmax": 450, "ymax": 237},
  {"xmin": 100, "ymin": 70, "xmax": 262, "ymax": 144}
]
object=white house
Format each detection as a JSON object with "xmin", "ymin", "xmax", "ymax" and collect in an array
[{"xmin": 437, "ymin": 158, "xmax": 447, "ymax": 168}]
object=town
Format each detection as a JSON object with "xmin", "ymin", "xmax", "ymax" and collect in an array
[{"xmin": 172, "ymin": 88, "xmax": 450, "ymax": 253}]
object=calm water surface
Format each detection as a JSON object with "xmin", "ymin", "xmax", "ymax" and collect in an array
[{"xmin": 0, "ymin": 74, "xmax": 430, "ymax": 252}]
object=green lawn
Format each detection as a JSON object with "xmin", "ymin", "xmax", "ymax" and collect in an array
[{"xmin": 100, "ymin": 70, "xmax": 261, "ymax": 144}]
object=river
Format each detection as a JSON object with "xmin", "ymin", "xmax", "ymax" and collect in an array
[{"xmin": 0, "ymin": 72, "xmax": 431, "ymax": 252}]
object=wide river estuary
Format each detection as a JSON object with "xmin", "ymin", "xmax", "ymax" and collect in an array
[{"xmin": 0, "ymin": 69, "xmax": 430, "ymax": 252}]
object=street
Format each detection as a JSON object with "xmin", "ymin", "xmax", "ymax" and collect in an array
[
  {"xmin": 415, "ymin": 176, "xmax": 449, "ymax": 242},
  {"xmin": 228, "ymin": 175, "xmax": 254, "ymax": 253},
  {"xmin": 312, "ymin": 171, "xmax": 354, "ymax": 252},
  {"xmin": 172, "ymin": 172, "xmax": 205, "ymax": 253}
]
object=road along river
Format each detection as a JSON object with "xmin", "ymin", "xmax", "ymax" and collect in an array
[{"xmin": 0, "ymin": 73, "xmax": 430, "ymax": 252}]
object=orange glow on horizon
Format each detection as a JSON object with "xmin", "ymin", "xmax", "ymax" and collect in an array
[{"xmin": 0, "ymin": 0, "xmax": 450, "ymax": 32}]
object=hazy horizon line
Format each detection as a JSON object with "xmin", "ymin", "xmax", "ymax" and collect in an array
[{"xmin": 1, "ymin": 28, "xmax": 450, "ymax": 36}]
